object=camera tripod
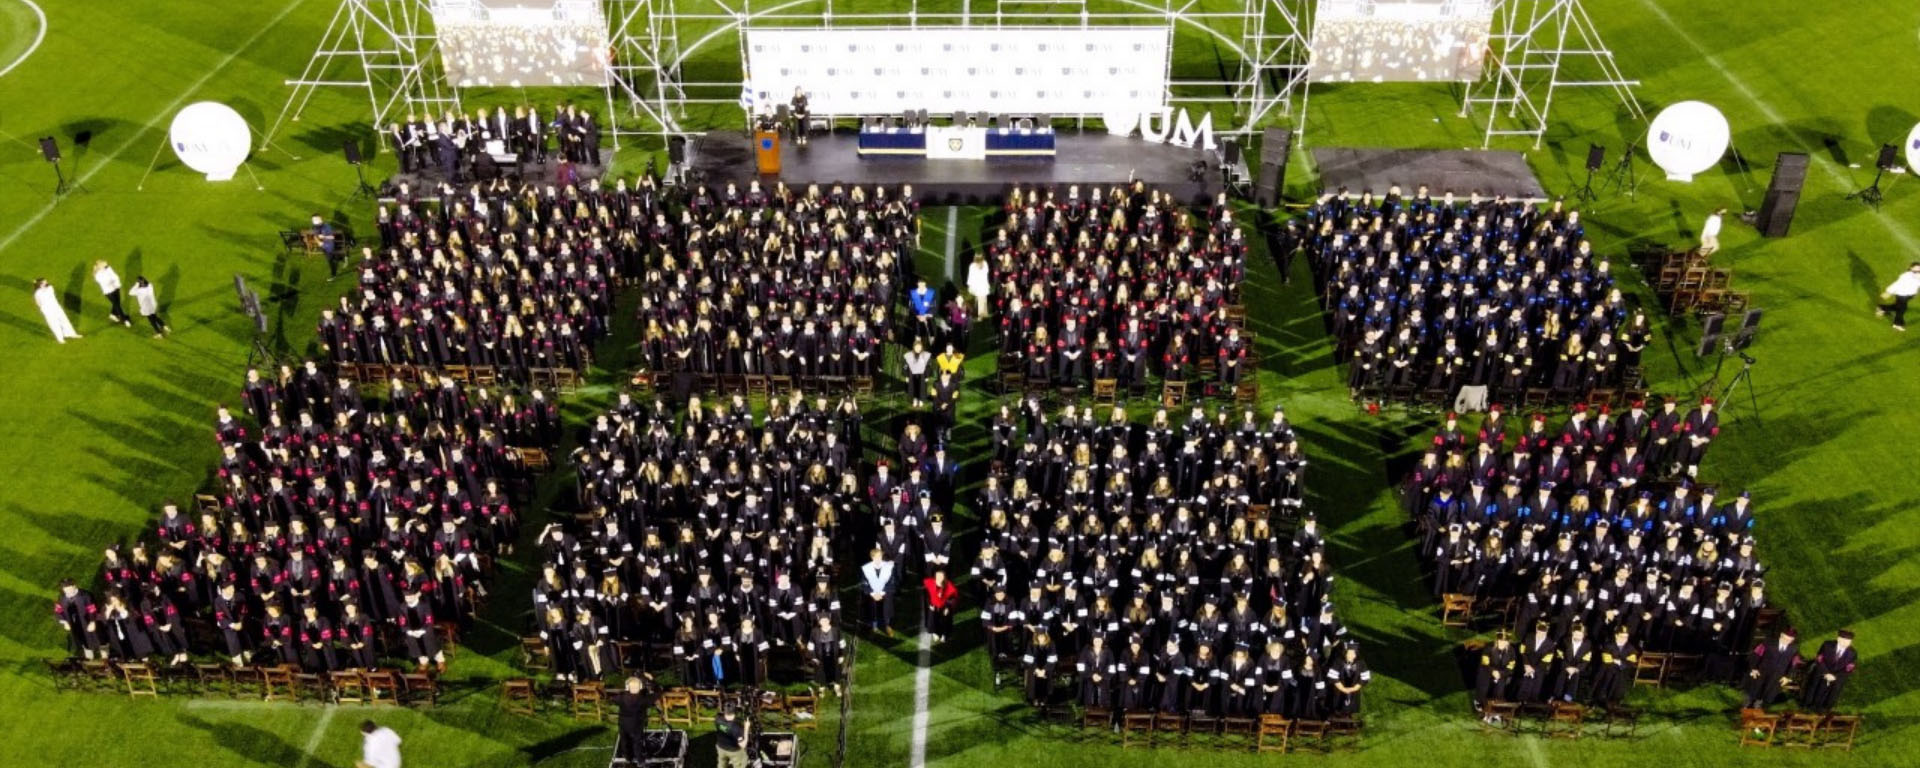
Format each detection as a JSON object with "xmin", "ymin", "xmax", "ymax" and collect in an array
[
  {"xmin": 1699, "ymin": 341, "xmax": 1763, "ymax": 429},
  {"xmin": 1847, "ymin": 165, "xmax": 1888, "ymax": 210}
]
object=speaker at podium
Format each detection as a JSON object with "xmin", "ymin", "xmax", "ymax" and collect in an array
[{"xmin": 754, "ymin": 130, "xmax": 781, "ymax": 175}]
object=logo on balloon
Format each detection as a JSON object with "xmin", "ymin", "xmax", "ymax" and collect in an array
[{"xmin": 1645, "ymin": 101, "xmax": 1729, "ymax": 183}]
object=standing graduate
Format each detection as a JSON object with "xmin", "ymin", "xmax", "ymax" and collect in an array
[
  {"xmin": 1800, "ymin": 630, "xmax": 1858, "ymax": 712},
  {"xmin": 1744, "ymin": 626, "xmax": 1802, "ymax": 709}
]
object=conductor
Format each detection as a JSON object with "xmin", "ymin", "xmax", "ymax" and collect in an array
[{"xmin": 613, "ymin": 674, "xmax": 662, "ymax": 764}]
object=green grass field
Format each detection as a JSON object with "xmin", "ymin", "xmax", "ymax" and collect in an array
[{"xmin": 1, "ymin": 0, "xmax": 1918, "ymax": 766}]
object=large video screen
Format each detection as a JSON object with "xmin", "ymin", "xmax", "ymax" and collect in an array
[
  {"xmin": 1310, "ymin": 0, "xmax": 1493, "ymax": 83},
  {"xmin": 432, "ymin": 0, "xmax": 609, "ymax": 88},
  {"xmin": 743, "ymin": 27, "xmax": 1171, "ymax": 116}
]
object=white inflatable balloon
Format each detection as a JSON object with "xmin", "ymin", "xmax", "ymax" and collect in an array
[
  {"xmin": 1905, "ymin": 121, "xmax": 1920, "ymax": 174},
  {"xmin": 168, "ymin": 101, "xmax": 252, "ymax": 182},
  {"xmin": 1646, "ymin": 101, "xmax": 1730, "ymax": 183}
]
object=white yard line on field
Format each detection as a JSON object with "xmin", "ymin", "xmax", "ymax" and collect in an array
[
  {"xmin": 0, "ymin": 0, "xmax": 306, "ymax": 255},
  {"xmin": 0, "ymin": 0, "xmax": 47, "ymax": 79},
  {"xmin": 1633, "ymin": 0, "xmax": 1919, "ymax": 252}
]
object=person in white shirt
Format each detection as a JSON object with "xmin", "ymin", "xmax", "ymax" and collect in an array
[
  {"xmin": 33, "ymin": 278, "xmax": 81, "ymax": 343},
  {"xmin": 966, "ymin": 253, "xmax": 992, "ymax": 317},
  {"xmin": 358, "ymin": 720, "xmax": 402, "ymax": 768},
  {"xmin": 128, "ymin": 276, "xmax": 170, "ymax": 338},
  {"xmin": 1699, "ymin": 207, "xmax": 1725, "ymax": 256},
  {"xmin": 860, "ymin": 547, "xmax": 896, "ymax": 636},
  {"xmin": 1877, "ymin": 261, "xmax": 1920, "ymax": 331},
  {"xmin": 92, "ymin": 261, "xmax": 131, "ymax": 326}
]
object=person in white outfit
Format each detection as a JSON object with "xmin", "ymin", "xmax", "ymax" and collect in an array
[
  {"xmin": 1698, "ymin": 207, "xmax": 1725, "ymax": 256},
  {"xmin": 966, "ymin": 253, "xmax": 992, "ymax": 317},
  {"xmin": 33, "ymin": 278, "xmax": 82, "ymax": 343},
  {"xmin": 1877, "ymin": 261, "xmax": 1920, "ymax": 332},
  {"xmin": 128, "ymin": 276, "xmax": 170, "ymax": 338},
  {"xmin": 92, "ymin": 260, "xmax": 131, "ymax": 326}
]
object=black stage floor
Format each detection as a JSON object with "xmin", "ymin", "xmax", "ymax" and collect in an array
[
  {"xmin": 688, "ymin": 130, "xmax": 1223, "ymax": 206},
  {"xmin": 1311, "ymin": 147, "xmax": 1547, "ymax": 201}
]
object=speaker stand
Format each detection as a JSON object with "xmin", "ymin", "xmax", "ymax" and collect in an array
[
  {"xmin": 1573, "ymin": 166, "xmax": 1599, "ymax": 203},
  {"xmin": 1846, "ymin": 166, "xmax": 1886, "ymax": 210},
  {"xmin": 350, "ymin": 162, "xmax": 378, "ymax": 201},
  {"xmin": 1603, "ymin": 141, "xmax": 1639, "ymax": 200}
]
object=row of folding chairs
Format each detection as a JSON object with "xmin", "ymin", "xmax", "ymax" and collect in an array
[
  {"xmin": 335, "ymin": 362, "xmax": 584, "ymax": 393},
  {"xmin": 1081, "ymin": 708, "xmax": 1358, "ymax": 752},
  {"xmin": 630, "ymin": 371, "xmax": 877, "ymax": 399},
  {"xmin": 45, "ymin": 658, "xmax": 436, "ymax": 706}
]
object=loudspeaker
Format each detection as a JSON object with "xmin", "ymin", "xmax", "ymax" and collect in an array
[
  {"xmin": 343, "ymin": 140, "xmax": 363, "ymax": 165},
  {"xmin": 1256, "ymin": 127, "xmax": 1291, "ymax": 207},
  {"xmin": 1696, "ymin": 312, "xmax": 1725, "ymax": 357},
  {"xmin": 1729, "ymin": 308, "xmax": 1763, "ymax": 350},
  {"xmin": 1260, "ymin": 126, "xmax": 1291, "ymax": 165},
  {"xmin": 1586, "ymin": 144, "xmax": 1605, "ymax": 171},
  {"xmin": 1877, "ymin": 144, "xmax": 1900, "ymax": 171},
  {"xmin": 1756, "ymin": 152, "xmax": 1808, "ymax": 238},
  {"xmin": 1222, "ymin": 138, "xmax": 1241, "ymax": 167},
  {"xmin": 668, "ymin": 136, "xmax": 687, "ymax": 164},
  {"xmin": 38, "ymin": 136, "xmax": 59, "ymax": 163}
]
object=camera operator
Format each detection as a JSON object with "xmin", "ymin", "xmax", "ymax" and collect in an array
[{"xmin": 714, "ymin": 700, "xmax": 753, "ymax": 768}]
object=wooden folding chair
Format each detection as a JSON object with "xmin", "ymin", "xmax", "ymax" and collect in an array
[
  {"xmin": 851, "ymin": 376, "xmax": 875, "ymax": 398},
  {"xmin": 443, "ymin": 365, "xmax": 471, "ymax": 384},
  {"xmin": 745, "ymin": 374, "xmax": 769, "ymax": 397},
  {"xmin": 261, "ymin": 665, "xmax": 296, "ymax": 702},
  {"xmin": 294, "ymin": 670, "xmax": 330, "ymax": 703},
  {"xmin": 1153, "ymin": 711, "xmax": 1187, "ymax": 746},
  {"xmin": 514, "ymin": 447, "xmax": 551, "ymax": 472},
  {"xmin": 1634, "ymin": 651, "xmax": 1669, "ymax": 687},
  {"xmin": 1122, "ymin": 711, "xmax": 1155, "ymax": 749},
  {"xmin": 571, "ymin": 681, "xmax": 606, "ymax": 721},
  {"xmin": 120, "ymin": 661, "xmax": 159, "ymax": 697},
  {"xmin": 1187, "ymin": 709, "xmax": 1222, "ymax": 742},
  {"xmin": 331, "ymin": 670, "xmax": 367, "ymax": 704},
  {"xmin": 1440, "ymin": 593, "xmax": 1475, "ymax": 628},
  {"xmin": 787, "ymin": 690, "xmax": 820, "ymax": 730},
  {"xmin": 1549, "ymin": 702, "xmax": 1586, "ymax": 740},
  {"xmin": 657, "ymin": 687, "xmax": 694, "ymax": 726},
  {"xmin": 364, "ymin": 669, "xmax": 400, "ymax": 705},
  {"xmin": 1161, "ymin": 380, "xmax": 1188, "ymax": 408},
  {"xmin": 501, "ymin": 678, "xmax": 537, "ymax": 715},
  {"xmin": 520, "ymin": 636, "xmax": 552, "ymax": 671},
  {"xmin": 45, "ymin": 658, "xmax": 83, "ymax": 692},
  {"xmin": 1821, "ymin": 714, "xmax": 1860, "ymax": 750},
  {"xmin": 1081, "ymin": 705, "xmax": 1113, "ymax": 732},
  {"xmin": 1328, "ymin": 714, "xmax": 1362, "ymax": 748},
  {"xmin": 472, "ymin": 366, "xmax": 498, "ymax": 386},
  {"xmin": 1604, "ymin": 704, "xmax": 1640, "ymax": 738},
  {"xmin": 1739, "ymin": 708, "xmax": 1779, "ymax": 747},
  {"xmin": 228, "ymin": 665, "xmax": 265, "ymax": 699},
  {"xmin": 1092, "ymin": 379, "xmax": 1118, "ymax": 406},
  {"xmin": 1481, "ymin": 700, "xmax": 1521, "ymax": 733},
  {"xmin": 1235, "ymin": 380, "xmax": 1258, "ymax": 405},
  {"xmin": 1291, "ymin": 719, "xmax": 1329, "ymax": 751},
  {"xmin": 1781, "ymin": 712, "xmax": 1824, "ymax": 748},
  {"xmin": 401, "ymin": 672, "xmax": 438, "ymax": 707}
]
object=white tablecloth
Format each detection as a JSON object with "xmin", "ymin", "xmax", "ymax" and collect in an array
[{"xmin": 924, "ymin": 126, "xmax": 987, "ymax": 160}]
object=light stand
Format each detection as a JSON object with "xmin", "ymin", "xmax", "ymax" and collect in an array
[{"xmin": 1603, "ymin": 139, "xmax": 1639, "ymax": 200}]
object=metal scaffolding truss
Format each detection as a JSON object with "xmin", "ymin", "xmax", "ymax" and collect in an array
[
  {"xmin": 1460, "ymin": 0, "xmax": 1644, "ymax": 148},
  {"xmin": 264, "ymin": 0, "xmax": 458, "ymax": 150},
  {"xmin": 602, "ymin": 0, "xmax": 1314, "ymax": 139}
]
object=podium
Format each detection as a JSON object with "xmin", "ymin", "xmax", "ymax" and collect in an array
[{"xmin": 754, "ymin": 130, "xmax": 781, "ymax": 175}]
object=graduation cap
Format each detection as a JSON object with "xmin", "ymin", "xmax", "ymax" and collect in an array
[
  {"xmin": 1837, "ymin": 629, "xmax": 1854, "ymax": 640},
  {"xmin": 1573, "ymin": 403, "xmax": 1588, "ymax": 413},
  {"xmin": 1630, "ymin": 399, "xmax": 1646, "ymax": 408},
  {"xmin": 1779, "ymin": 626, "xmax": 1799, "ymax": 638},
  {"xmin": 1534, "ymin": 413, "xmax": 1549, "ymax": 422},
  {"xmin": 1489, "ymin": 403, "xmax": 1504, "ymax": 413},
  {"xmin": 1493, "ymin": 629, "xmax": 1513, "ymax": 642},
  {"xmin": 1602, "ymin": 481, "xmax": 1620, "ymax": 490},
  {"xmin": 1638, "ymin": 490, "xmax": 1654, "ymax": 499},
  {"xmin": 1539, "ymin": 481, "xmax": 1557, "ymax": 490},
  {"xmin": 1701, "ymin": 397, "xmax": 1716, "ymax": 405},
  {"xmin": 1446, "ymin": 411, "xmax": 1459, "ymax": 421},
  {"xmin": 1739, "ymin": 489, "xmax": 1752, "ymax": 499}
]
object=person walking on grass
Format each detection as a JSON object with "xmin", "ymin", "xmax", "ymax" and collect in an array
[
  {"xmin": 33, "ymin": 278, "xmax": 82, "ymax": 343},
  {"xmin": 1877, "ymin": 261, "xmax": 1920, "ymax": 331},
  {"xmin": 1698, "ymin": 207, "xmax": 1725, "ymax": 256},
  {"xmin": 92, "ymin": 260, "xmax": 131, "ymax": 327},
  {"xmin": 129, "ymin": 276, "xmax": 170, "ymax": 338},
  {"xmin": 357, "ymin": 720, "xmax": 402, "ymax": 768}
]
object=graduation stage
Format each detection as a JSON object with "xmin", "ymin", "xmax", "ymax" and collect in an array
[
  {"xmin": 1311, "ymin": 147, "xmax": 1549, "ymax": 202},
  {"xmin": 687, "ymin": 129, "xmax": 1225, "ymax": 206}
]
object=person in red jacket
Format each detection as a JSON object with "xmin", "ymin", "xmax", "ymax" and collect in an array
[{"xmin": 923, "ymin": 568, "xmax": 959, "ymax": 645}]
